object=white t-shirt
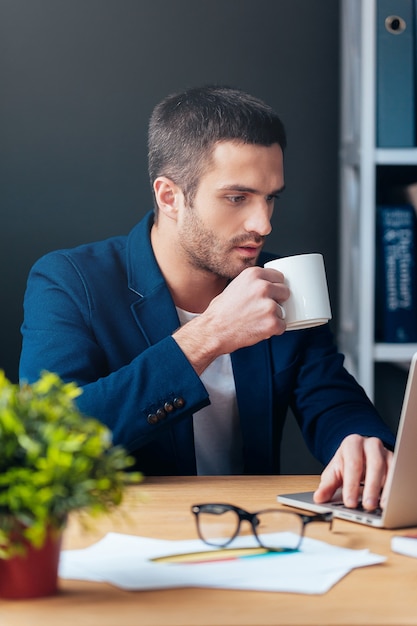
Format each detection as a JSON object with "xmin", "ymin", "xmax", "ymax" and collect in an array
[{"xmin": 176, "ymin": 307, "xmax": 244, "ymax": 475}]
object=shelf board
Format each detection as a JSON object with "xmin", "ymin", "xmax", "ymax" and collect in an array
[
  {"xmin": 340, "ymin": 146, "xmax": 417, "ymax": 167},
  {"xmin": 375, "ymin": 149, "xmax": 417, "ymax": 165},
  {"xmin": 374, "ymin": 344, "xmax": 417, "ymax": 362}
]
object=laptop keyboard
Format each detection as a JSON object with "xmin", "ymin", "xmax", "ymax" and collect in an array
[{"xmin": 331, "ymin": 500, "xmax": 383, "ymax": 517}]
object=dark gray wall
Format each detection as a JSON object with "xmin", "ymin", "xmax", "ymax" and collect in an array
[{"xmin": 1, "ymin": 0, "xmax": 340, "ymax": 473}]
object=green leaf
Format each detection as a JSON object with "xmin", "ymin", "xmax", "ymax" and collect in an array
[{"xmin": 0, "ymin": 370, "xmax": 143, "ymax": 557}]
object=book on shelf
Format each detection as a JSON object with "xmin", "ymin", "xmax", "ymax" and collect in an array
[
  {"xmin": 375, "ymin": 204, "xmax": 417, "ymax": 343},
  {"xmin": 376, "ymin": 0, "xmax": 416, "ymax": 147}
]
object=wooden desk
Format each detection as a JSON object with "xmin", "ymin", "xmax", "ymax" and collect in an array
[{"xmin": 1, "ymin": 475, "xmax": 417, "ymax": 626}]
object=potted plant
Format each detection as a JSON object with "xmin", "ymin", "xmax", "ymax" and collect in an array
[{"xmin": 0, "ymin": 370, "xmax": 142, "ymax": 599}]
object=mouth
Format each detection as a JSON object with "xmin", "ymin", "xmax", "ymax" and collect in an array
[{"xmin": 234, "ymin": 244, "xmax": 262, "ymax": 258}]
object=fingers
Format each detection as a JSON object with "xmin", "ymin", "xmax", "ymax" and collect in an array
[
  {"xmin": 339, "ymin": 434, "xmax": 366, "ymax": 508},
  {"xmin": 230, "ymin": 266, "xmax": 289, "ymax": 328},
  {"xmin": 263, "ymin": 267, "xmax": 286, "ymax": 283},
  {"xmin": 360, "ymin": 437, "xmax": 390, "ymax": 510},
  {"xmin": 313, "ymin": 464, "xmax": 343, "ymax": 504},
  {"xmin": 313, "ymin": 436, "xmax": 362, "ymax": 506},
  {"xmin": 380, "ymin": 452, "xmax": 394, "ymax": 509},
  {"xmin": 313, "ymin": 434, "xmax": 392, "ymax": 510},
  {"xmin": 260, "ymin": 267, "xmax": 290, "ymax": 310}
]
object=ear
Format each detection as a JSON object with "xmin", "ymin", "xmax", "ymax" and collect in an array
[{"xmin": 153, "ymin": 177, "xmax": 182, "ymax": 220}]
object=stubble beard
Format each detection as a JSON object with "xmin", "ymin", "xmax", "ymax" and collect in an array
[{"xmin": 178, "ymin": 207, "xmax": 263, "ymax": 281}]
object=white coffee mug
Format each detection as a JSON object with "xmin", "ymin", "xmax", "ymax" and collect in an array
[{"xmin": 264, "ymin": 253, "xmax": 332, "ymax": 330}]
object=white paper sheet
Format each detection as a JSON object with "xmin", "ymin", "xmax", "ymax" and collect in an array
[{"xmin": 59, "ymin": 532, "xmax": 385, "ymax": 595}]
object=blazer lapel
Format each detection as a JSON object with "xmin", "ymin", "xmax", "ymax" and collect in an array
[{"xmin": 126, "ymin": 213, "xmax": 196, "ymax": 473}]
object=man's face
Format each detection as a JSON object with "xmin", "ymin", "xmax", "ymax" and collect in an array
[{"xmin": 176, "ymin": 140, "xmax": 285, "ymax": 280}]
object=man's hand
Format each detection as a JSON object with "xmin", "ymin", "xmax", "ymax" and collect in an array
[
  {"xmin": 313, "ymin": 434, "xmax": 393, "ymax": 510},
  {"xmin": 172, "ymin": 266, "xmax": 290, "ymax": 375}
]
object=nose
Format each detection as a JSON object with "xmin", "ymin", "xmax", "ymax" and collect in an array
[{"xmin": 243, "ymin": 201, "xmax": 273, "ymax": 237}]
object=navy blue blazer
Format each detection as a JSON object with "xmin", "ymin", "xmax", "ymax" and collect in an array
[{"xmin": 20, "ymin": 212, "xmax": 395, "ymax": 474}]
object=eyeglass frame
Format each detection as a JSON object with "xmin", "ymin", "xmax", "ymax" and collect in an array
[{"xmin": 191, "ymin": 503, "xmax": 333, "ymax": 552}]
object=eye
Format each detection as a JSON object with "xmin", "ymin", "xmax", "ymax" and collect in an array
[
  {"xmin": 227, "ymin": 195, "xmax": 246, "ymax": 204},
  {"xmin": 266, "ymin": 194, "xmax": 280, "ymax": 203}
]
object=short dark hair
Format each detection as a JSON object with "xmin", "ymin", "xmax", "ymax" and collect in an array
[{"xmin": 148, "ymin": 85, "xmax": 286, "ymax": 212}]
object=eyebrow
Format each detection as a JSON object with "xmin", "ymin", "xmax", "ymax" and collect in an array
[{"xmin": 218, "ymin": 184, "xmax": 286, "ymax": 195}]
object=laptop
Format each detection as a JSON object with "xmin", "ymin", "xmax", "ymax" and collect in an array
[{"xmin": 277, "ymin": 352, "xmax": 417, "ymax": 529}]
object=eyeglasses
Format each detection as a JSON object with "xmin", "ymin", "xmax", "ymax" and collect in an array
[{"xmin": 191, "ymin": 503, "xmax": 333, "ymax": 552}]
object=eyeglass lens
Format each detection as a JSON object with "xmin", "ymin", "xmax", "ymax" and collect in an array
[
  {"xmin": 253, "ymin": 510, "xmax": 305, "ymax": 550},
  {"xmin": 197, "ymin": 508, "xmax": 241, "ymax": 546},
  {"xmin": 196, "ymin": 507, "xmax": 306, "ymax": 551}
]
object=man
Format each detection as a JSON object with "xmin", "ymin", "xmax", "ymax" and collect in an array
[{"xmin": 20, "ymin": 86, "xmax": 395, "ymax": 510}]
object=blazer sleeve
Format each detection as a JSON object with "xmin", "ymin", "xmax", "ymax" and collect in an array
[
  {"xmin": 19, "ymin": 251, "xmax": 210, "ymax": 453},
  {"xmin": 288, "ymin": 325, "xmax": 396, "ymax": 464}
]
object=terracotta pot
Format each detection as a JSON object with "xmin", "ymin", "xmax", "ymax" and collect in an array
[{"xmin": 0, "ymin": 527, "xmax": 63, "ymax": 599}]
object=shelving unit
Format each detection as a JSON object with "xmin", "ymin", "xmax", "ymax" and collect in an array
[{"xmin": 338, "ymin": 0, "xmax": 417, "ymax": 399}]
